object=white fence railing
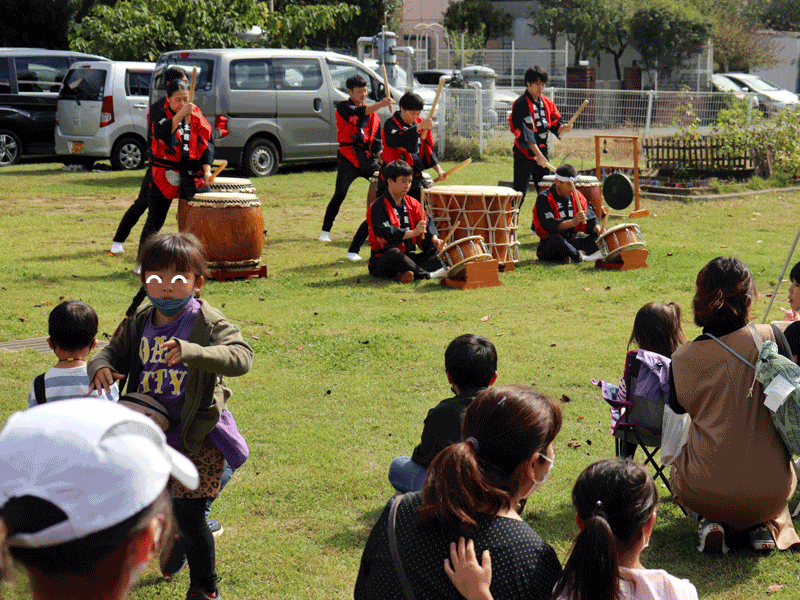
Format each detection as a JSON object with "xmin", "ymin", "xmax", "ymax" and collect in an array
[{"xmin": 436, "ymin": 87, "xmax": 763, "ymax": 158}]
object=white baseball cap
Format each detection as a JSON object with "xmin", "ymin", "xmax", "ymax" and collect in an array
[{"xmin": 0, "ymin": 398, "xmax": 198, "ymax": 549}]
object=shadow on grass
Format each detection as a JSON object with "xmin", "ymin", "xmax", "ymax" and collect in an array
[{"xmin": 325, "ymin": 504, "xmax": 385, "ymax": 551}]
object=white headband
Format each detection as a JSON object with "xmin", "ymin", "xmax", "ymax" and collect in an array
[{"xmin": 554, "ymin": 174, "xmax": 577, "ymax": 182}]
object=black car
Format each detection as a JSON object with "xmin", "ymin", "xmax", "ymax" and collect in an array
[{"xmin": 0, "ymin": 48, "xmax": 108, "ymax": 166}]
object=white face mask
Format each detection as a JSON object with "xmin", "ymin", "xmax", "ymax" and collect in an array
[{"xmin": 523, "ymin": 452, "xmax": 554, "ymax": 498}]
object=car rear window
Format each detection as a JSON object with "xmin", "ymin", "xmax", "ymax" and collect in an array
[
  {"xmin": 59, "ymin": 68, "xmax": 107, "ymax": 101},
  {"xmin": 15, "ymin": 56, "xmax": 69, "ymax": 93},
  {"xmin": 153, "ymin": 59, "xmax": 214, "ymax": 93},
  {"xmin": 127, "ymin": 70, "xmax": 152, "ymax": 96}
]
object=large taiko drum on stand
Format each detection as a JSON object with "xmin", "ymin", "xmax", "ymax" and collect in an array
[
  {"xmin": 424, "ymin": 185, "xmax": 522, "ymax": 266},
  {"xmin": 538, "ymin": 174, "xmax": 603, "ymax": 218},
  {"xmin": 597, "ymin": 223, "xmax": 646, "ymax": 261},
  {"xmin": 179, "ymin": 192, "xmax": 264, "ymax": 269}
]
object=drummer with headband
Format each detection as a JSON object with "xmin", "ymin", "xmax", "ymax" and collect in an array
[
  {"xmin": 510, "ymin": 65, "xmax": 571, "ymax": 228},
  {"xmin": 533, "ymin": 164, "xmax": 603, "ymax": 263},
  {"xmin": 366, "ymin": 160, "xmax": 447, "ymax": 282}
]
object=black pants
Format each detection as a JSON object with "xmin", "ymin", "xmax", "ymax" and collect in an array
[
  {"xmin": 112, "ymin": 168, "xmax": 152, "ymax": 244},
  {"xmin": 538, "ymin": 232, "xmax": 599, "ymax": 262},
  {"xmin": 349, "ymin": 184, "xmax": 423, "ymax": 254},
  {"xmin": 137, "ymin": 181, "xmax": 174, "ymax": 255},
  {"xmin": 368, "ymin": 247, "xmax": 443, "ymax": 280},
  {"xmin": 513, "ymin": 150, "xmax": 548, "ymax": 215},
  {"xmin": 322, "ymin": 160, "xmax": 376, "ymax": 233},
  {"xmin": 173, "ymin": 497, "xmax": 217, "ymax": 591}
]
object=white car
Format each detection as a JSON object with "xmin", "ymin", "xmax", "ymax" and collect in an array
[{"xmin": 719, "ymin": 72, "xmax": 799, "ymax": 115}]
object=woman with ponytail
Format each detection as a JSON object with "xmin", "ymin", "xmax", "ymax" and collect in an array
[
  {"xmin": 447, "ymin": 459, "xmax": 698, "ymax": 600},
  {"xmin": 355, "ymin": 385, "xmax": 563, "ymax": 600}
]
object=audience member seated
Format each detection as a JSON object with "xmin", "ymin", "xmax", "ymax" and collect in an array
[{"xmin": 388, "ymin": 334, "xmax": 498, "ymax": 493}]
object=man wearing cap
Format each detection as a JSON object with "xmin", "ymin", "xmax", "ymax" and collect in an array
[{"xmin": 533, "ymin": 163, "xmax": 603, "ymax": 263}]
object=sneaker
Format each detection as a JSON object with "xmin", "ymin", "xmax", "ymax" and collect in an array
[
  {"xmin": 318, "ymin": 231, "xmax": 331, "ymax": 242},
  {"xmin": 428, "ymin": 267, "xmax": 448, "ymax": 279},
  {"xmin": 345, "ymin": 252, "xmax": 362, "ymax": 262},
  {"xmin": 207, "ymin": 519, "xmax": 224, "ymax": 538},
  {"xmin": 749, "ymin": 524, "xmax": 776, "ymax": 551},
  {"xmin": 697, "ymin": 519, "xmax": 726, "ymax": 554},
  {"xmin": 160, "ymin": 535, "xmax": 187, "ymax": 577},
  {"xmin": 580, "ymin": 251, "xmax": 604, "ymax": 263},
  {"xmin": 186, "ymin": 587, "xmax": 220, "ymax": 600},
  {"xmin": 397, "ymin": 271, "xmax": 414, "ymax": 284},
  {"xmin": 110, "ymin": 242, "xmax": 124, "ymax": 254}
]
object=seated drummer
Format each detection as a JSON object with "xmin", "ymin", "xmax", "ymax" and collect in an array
[
  {"xmin": 533, "ymin": 163, "xmax": 603, "ymax": 263},
  {"xmin": 367, "ymin": 160, "xmax": 447, "ymax": 283}
]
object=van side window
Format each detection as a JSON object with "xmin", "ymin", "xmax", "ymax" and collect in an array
[
  {"xmin": 272, "ymin": 59, "xmax": 322, "ymax": 91},
  {"xmin": 230, "ymin": 59, "xmax": 274, "ymax": 90},
  {"xmin": 127, "ymin": 71, "xmax": 152, "ymax": 96},
  {"xmin": 326, "ymin": 60, "xmax": 378, "ymax": 100},
  {"xmin": 0, "ymin": 59, "xmax": 10, "ymax": 94},
  {"xmin": 15, "ymin": 57, "xmax": 70, "ymax": 93}
]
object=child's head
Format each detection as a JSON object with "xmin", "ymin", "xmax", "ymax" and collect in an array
[
  {"xmin": 138, "ymin": 232, "xmax": 209, "ymax": 284},
  {"xmin": 444, "ymin": 334, "xmax": 498, "ymax": 391},
  {"xmin": 48, "ymin": 301, "xmax": 98, "ymax": 352},
  {"xmin": 628, "ymin": 301, "xmax": 686, "ymax": 357},
  {"xmin": 524, "ymin": 65, "xmax": 548, "ymax": 85},
  {"xmin": 398, "ymin": 92, "xmax": 424, "ymax": 125},
  {"xmin": 553, "ymin": 458, "xmax": 658, "ymax": 600},
  {"xmin": 384, "ymin": 160, "xmax": 413, "ymax": 198}
]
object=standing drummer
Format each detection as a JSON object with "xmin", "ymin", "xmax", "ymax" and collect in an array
[
  {"xmin": 319, "ymin": 75, "xmax": 394, "ymax": 247},
  {"xmin": 510, "ymin": 65, "xmax": 572, "ymax": 230},
  {"xmin": 533, "ymin": 164, "xmax": 602, "ymax": 263}
]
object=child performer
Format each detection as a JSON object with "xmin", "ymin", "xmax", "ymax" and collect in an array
[
  {"xmin": 445, "ymin": 459, "xmax": 699, "ymax": 600},
  {"xmin": 88, "ymin": 232, "xmax": 253, "ymax": 600},
  {"xmin": 318, "ymin": 74, "xmax": 394, "ymax": 247}
]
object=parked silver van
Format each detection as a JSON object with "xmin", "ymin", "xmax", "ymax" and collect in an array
[
  {"xmin": 150, "ymin": 49, "xmax": 400, "ymax": 177},
  {"xmin": 55, "ymin": 60, "xmax": 155, "ymax": 170}
]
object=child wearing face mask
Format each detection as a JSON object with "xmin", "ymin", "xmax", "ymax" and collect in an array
[{"xmin": 89, "ymin": 232, "xmax": 253, "ymax": 600}]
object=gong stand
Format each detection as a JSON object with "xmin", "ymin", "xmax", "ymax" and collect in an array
[{"xmin": 594, "ymin": 135, "xmax": 648, "ymax": 219}]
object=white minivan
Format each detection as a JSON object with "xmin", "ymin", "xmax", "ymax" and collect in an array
[
  {"xmin": 150, "ymin": 49, "xmax": 401, "ymax": 177},
  {"xmin": 55, "ymin": 60, "xmax": 155, "ymax": 170}
]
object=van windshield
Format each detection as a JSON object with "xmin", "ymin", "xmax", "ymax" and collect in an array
[{"xmin": 59, "ymin": 68, "xmax": 107, "ymax": 101}]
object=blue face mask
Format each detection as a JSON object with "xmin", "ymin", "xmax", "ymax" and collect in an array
[{"xmin": 147, "ymin": 293, "xmax": 193, "ymax": 317}]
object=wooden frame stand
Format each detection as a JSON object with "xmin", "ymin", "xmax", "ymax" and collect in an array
[
  {"xmin": 594, "ymin": 249, "xmax": 648, "ymax": 271},
  {"xmin": 594, "ymin": 135, "xmax": 649, "ymax": 219},
  {"xmin": 440, "ymin": 260, "xmax": 501, "ymax": 290},
  {"xmin": 208, "ymin": 264, "xmax": 268, "ymax": 281}
]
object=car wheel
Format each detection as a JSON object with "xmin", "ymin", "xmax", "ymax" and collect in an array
[
  {"xmin": 0, "ymin": 130, "xmax": 22, "ymax": 166},
  {"xmin": 243, "ymin": 138, "xmax": 279, "ymax": 177},
  {"xmin": 111, "ymin": 136, "xmax": 146, "ymax": 170}
]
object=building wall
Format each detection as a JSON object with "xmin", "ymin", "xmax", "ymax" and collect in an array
[{"xmin": 752, "ymin": 31, "xmax": 800, "ymax": 93}]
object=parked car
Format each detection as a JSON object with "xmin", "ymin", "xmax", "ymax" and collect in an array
[
  {"xmin": 55, "ymin": 60, "xmax": 155, "ymax": 170},
  {"xmin": 414, "ymin": 69, "xmax": 457, "ymax": 86},
  {"xmin": 150, "ymin": 48, "xmax": 402, "ymax": 177},
  {"xmin": 0, "ymin": 48, "xmax": 109, "ymax": 166},
  {"xmin": 711, "ymin": 74, "xmax": 759, "ymax": 110},
  {"xmin": 719, "ymin": 72, "xmax": 799, "ymax": 114}
]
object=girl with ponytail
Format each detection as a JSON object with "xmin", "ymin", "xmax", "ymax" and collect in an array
[
  {"xmin": 447, "ymin": 459, "xmax": 698, "ymax": 600},
  {"xmin": 355, "ymin": 385, "xmax": 563, "ymax": 600}
]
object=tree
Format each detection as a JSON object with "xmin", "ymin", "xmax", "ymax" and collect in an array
[
  {"xmin": 443, "ymin": 0, "xmax": 513, "ymax": 46},
  {"xmin": 760, "ymin": 0, "xmax": 800, "ymax": 32},
  {"xmin": 595, "ymin": 0, "xmax": 636, "ymax": 79},
  {"xmin": 629, "ymin": 0, "xmax": 711, "ymax": 80},
  {"xmin": 0, "ymin": 0, "xmax": 115, "ymax": 49},
  {"xmin": 69, "ymin": 0, "xmax": 359, "ymax": 60},
  {"xmin": 301, "ymin": 0, "xmax": 403, "ymax": 50}
]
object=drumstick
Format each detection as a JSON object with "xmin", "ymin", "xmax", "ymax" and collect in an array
[
  {"xmin": 209, "ymin": 160, "xmax": 228, "ymax": 183},
  {"xmin": 602, "ymin": 209, "xmax": 609, "ymax": 232},
  {"xmin": 184, "ymin": 67, "xmax": 197, "ymax": 127},
  {"xmin": 565, "ymin": 100, "xmax": 589, "ymax": 129},
  {"xmin": 545, "ymin": 161, "xmax": 557, "ymax": 173},
  {"xmin": 437, "ymin": 158, "xmax": 471, "ymax": 181},
  {"xmin": 419, "ymin": 77, "xmax": 446, "ymax": 135},
  {"xmin": 571, "ymin": 181, "xmax": 585, "ymax": 216},
  {"xmin": 381, "ymin": 64, "xmax": 391, "ymax": 101},
  {"xmin": 437, "ymin": 219, "xmax": 462, "ymax": 255}
]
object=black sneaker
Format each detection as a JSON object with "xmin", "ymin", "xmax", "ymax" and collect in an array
[
  {"xmin": 749, "ymin": 524, "xmax": 776, "ymax": 552},
  {"xmin": 207, "ymin": 519, "xmax": 224, "ymax": 538},
  {"xmin": 160, "ymin": 535, "xmax": 187, "ymax": 577},
  {"xmin": 187, "ymin": 587, "xmax": 220, "ymax": 600}
]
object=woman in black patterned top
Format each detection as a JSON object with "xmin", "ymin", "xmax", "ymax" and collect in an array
[{"xmin": 354, "ymin": 385, "xmax": 563, "ymax": 600}]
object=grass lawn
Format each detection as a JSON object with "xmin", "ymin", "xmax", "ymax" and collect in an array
[{"xmin": 1, "ymin": 152, "xmax": 800, "ymax": 599}]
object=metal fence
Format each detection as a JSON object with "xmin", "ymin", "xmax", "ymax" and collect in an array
[
  {"xmin": 435, "ymin": 86, "xmax": 762, "ymax": 158},
  {"xmin": 436, "ymin": 47, "xmax": 569, "ymax": 87}
]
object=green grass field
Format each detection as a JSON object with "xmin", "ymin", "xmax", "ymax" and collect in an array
[{"xmin": 1, "ymin": 153, "xmax": 800, "ymax": 599}]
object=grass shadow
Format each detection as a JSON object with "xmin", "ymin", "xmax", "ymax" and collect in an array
[{"xmin": 325, "ymin": 504, "xmax": 386, "ymax": 551}]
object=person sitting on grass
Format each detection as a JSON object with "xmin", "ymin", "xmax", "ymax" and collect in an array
[
  {"xmin": 445, "ymin": 458, "xmax": 699, "ymax": 600},
  {"xmin": 388, "ymin": 334, "xmax": 498, "ymax": 493},
  {"xmin": 27, "ymin": 300, "xmax": 119, "ymax": 407},
  {"xmin": 366, "ymin": 159, "xmax": 447, "ymax": 283}
]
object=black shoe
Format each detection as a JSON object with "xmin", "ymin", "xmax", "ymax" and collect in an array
[
  {"xmin": 186, "ymin": 587, "xmax": 220, "ymax": 600},
  {"xmin": 160, "ymin": 535, "xmax": 187, "ymax": 577}
]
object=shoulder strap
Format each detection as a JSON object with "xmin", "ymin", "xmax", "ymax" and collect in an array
[
  {"xmin": 706, "ymin": 332, "xmax": 756, "ymax": 369},
  {"xmin": 748, "ymin": 323, "xmax": 764, "ymax": 350},
  {"xmin": 33, "ymin": 373, "xmax": 47, "ymax": 405},
  {"xmin": 388, "ymin": 493, "xmax": 417, "ymax": 600}
]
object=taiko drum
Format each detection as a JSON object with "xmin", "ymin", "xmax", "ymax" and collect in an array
[
  {"xmin": 597, "ymin": 223, "xmax": 646, "ymax": 261},
  {"xmin": 538, "ymin": 174, "xmax": 603, "ymax": 219},
  {"xmin": 438, "ymin": 236, "xmax": 493, "ymax": 277}
]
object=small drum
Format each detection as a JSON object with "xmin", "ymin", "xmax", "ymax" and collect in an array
[
  {"xmin": 538, "ymin": 174, "xmax": 603, "ymax": 218},
  {"xmin": 597, "ymin": 223, "xmax": 646, "ymax": 261},
  {"xmin": 424, "ymin": 185, "xmax": 522, "ymax": 266},
  {"xmin": 438, "ymin": 236, "xmax": 493, "ymax": 277},
  {"xmin": 203, "ymin": 177, "xmax": 256, "ymax": 194},
  {"xmin": 180, "ymin": 192, "xmax": 264, "ymax": 268}
]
